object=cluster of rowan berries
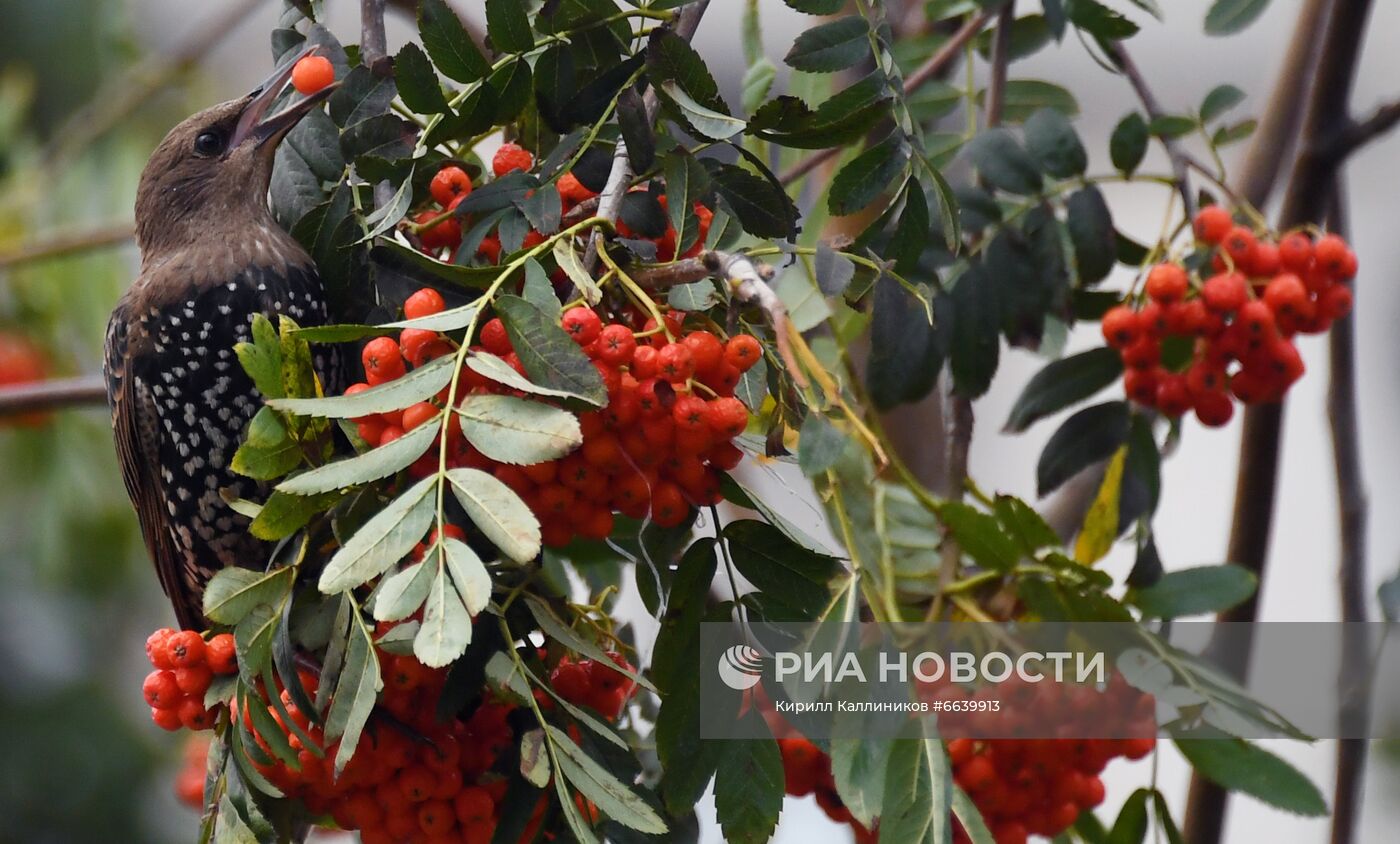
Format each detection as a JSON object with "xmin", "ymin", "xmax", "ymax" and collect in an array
[
  {"xmin": 0, "ymin": 332, "xmax": 49, "ymax": 428},
  {"xmin": 142, "ymin": 628, "xmax": 238, "ymax": 731},
  {"xmin": 346, "ymin": 287, "xmax": 761, "ymax": 547},
  {"xmin": 1101, "ymin": 206, "xmax": 1356, "ymax": 427},
  {"xmin": 777, "ymin": 735, "xmax": 876, "ymax": 844},
  {"xmin": 548, "ymin": 651, "xmax": 638, "ymax": 721}
]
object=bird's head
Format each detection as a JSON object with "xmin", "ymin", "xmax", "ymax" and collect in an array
[{"xmin": 135, "ymin": 47, "xmax": 337, "ymax": 258}]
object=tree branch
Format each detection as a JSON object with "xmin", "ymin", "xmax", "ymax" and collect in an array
[
  {"xmin": 778, "ymin": 7, "xmax": 997, "ymax": 187},
  {"xmin": 0, "ymin": 376, "xmax": 107, "ymax": 417},
  {"xmin": 1324, "ymin": 186, "xmax": 1370, "ymax": 844},
  {"xmin": 1329, "ymin": 98, "xmax": 1400, "ymax": 160},
  {"xmin": 1184, "ymin": 2, "xmax": 1377, "ymax": 842},
  {"xmin": 0, "ymin": 224, "xmax": 135, "ymax": 271},
  {"xmin": 360, "ymin": 0, "xmax": 390, "ymax": 70},
  {"xmin": 1106, "ymin": 41, "xmax": 1194, "ymax": 216}
]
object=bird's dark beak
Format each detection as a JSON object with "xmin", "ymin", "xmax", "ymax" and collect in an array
[{"xmin": 228, "ymin": 45, "xmax": 338, "ymax": 152}]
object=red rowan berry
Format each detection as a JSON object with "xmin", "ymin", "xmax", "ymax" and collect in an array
[
  {"xmin": 1120, "ymin": 338, "xmax": 1160, "ymax": 370},
  {"xmin": 206, "ymin": 633, "xmax": 237, "ymax": 675},
  {"xmin": 631, "ymin": 345, "xmax": 660, "ymax": 378},
  {"xmin": 363, "ymin": 337, "xmax": 407, "ymax": 384},
  {"xmin": 1247, "ymin": 241, "xmax": 1281, "ymax": 276},
  {"xmin": 1278, "ymin": 231, "xmax": 1314, "ymax": 272},
  {"xmin": 146, "ymin": 628, "xmax": 177, "ymax": 670},
  {"xmin": 178, "ymin": 698, "xmax": 216, "ymax": 730},
  {"xmin": 379, "ymin": 425, "xmax": 405, "ymax": 445},
  {"xmin": 561, "ymin": 307, "xmax": 603, "ymax": 345},
  {"xmin": 415, "ymin": 209, "xmax": 461, "ymax": 252},
  {"xmin": 152, "ymin": 706, "xmax": 184, "ymax": 731},
  {"xmin": 143, "ymin": 670, "xmax": 182, "ymax": 709},
  {"xmin": 291, "ymin": 55, "xmax": 335, "ymax": 95},
  {"xmin": 596, "ymin": 324, "xmax": 637, "ymax": 367},
  {"xmin": 556, "ymin": 172, "xmax": 596, "ymax": 206},
  {"xmin": 175, "ymin": 664, "xmax": 213, "ymax": 696},
  {"xmin": 1221, "ymin": 226, "xmax": 1257, "ymax": 266},
  {"xmin": 705, "ymin": 397, "xmax": 748, "ymax": 438},
  {"xmin": 1314, "ymin": 234, "xmax": 1350, "ymax": 277},
  {"xmin": 1236, "ymin": 300, "xmax": 1276, "ymax": 339},
  {"xmin": 1321, "ymin": 284, "xmax": 1353, "ymax": 320},
  {"xmin": 454, "ymin": 786, "xmax": 494, "ymax": 825},
  {"xmin": 492, "ymin": 142, "xmax": 534, "ymax": 177},
  {"xmin": 650, "ymin": 482, "xmax": 689, "ymax": 528},
  {"xmin": 404, "ymin": 287, "xmax": 447, "ymax": 320},
  {"xmin": 477, "ymin": 234, "xmax": 502, "ymax": 264},
  {"xmin": 1201, "ymin": 272, "xmax": 1248, "ymax": 313},
  {"xmin": 1194, "ymin": 390, "xmax": 1234, "ymax": 427},
  {"xmin": 401, "ymin": 402, "xmax": 440, "ymax": 431},
  {"xmin": 1263, "ymin": 273, "xmax": 1308, "ymax": 317},
  {"xmin": 1144, "ymin": 263, "xmax": 1188, "ymax": 303},
  {"xmin": 1155, "ymin": 375, "xmax": 1192, "ymax": 417},
  {"xmin": 682, "ymin": 331, "xmax": 725, "ymax": 375},
  {"xmin": 724, "ymin": 334, "xmax": 763, "ymax": 371},
  {"xmin": 1100, "ymin": 306, "xmax": 1140, "ymax": 349},
  {"xmin": 708, "ymin": 441, "xmax": 744, "ymax": 471},
  {"xmin": 671, "ymin": 396, "xmax": 708, "ymax": 432},
  {"xmin": 479, "ymin": 319, "xmax": 512, "ymax": 355},
  {"xmin": 398, "ymin": 767, "xmax": 438, "ymax": 803},
  {"xmin": 167, "ymin": 631, "xmax": 206, "ymax": 668},
  {"xmin": 1123, "ymin": 368, "xmax": 1158, "ymax": 405},
  {"xmin": 1193, "ymin": 205, "xmax": 1233, "ymax": 243},
  {"xmin": 657, "ymin": 343, "xmax": 695, "ymax": 382},
  {"xmin": 430, "ymin": 167, "xmax": 473, "ymax": 207}
]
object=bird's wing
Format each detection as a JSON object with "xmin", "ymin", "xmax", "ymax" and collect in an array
[{"xmin": 105, "ymin": 303, "xmax": 205, "ymax": 630}]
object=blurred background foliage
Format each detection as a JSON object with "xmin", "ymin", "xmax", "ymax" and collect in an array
[{"xmin": 0, "ymin": 1, "xmax": 194, "ymax": 841}]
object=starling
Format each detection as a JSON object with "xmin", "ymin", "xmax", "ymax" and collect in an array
[{"xmin": 105, "ymin": 51, "xmax": 341, "ymax": 629}]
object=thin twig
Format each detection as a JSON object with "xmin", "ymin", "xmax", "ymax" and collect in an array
[
  {"xmin": 1106, "ymin": 42, "xmax": 1194, "ymax": 217},
  {"xmin": 1329, "ymin": 98, "xmax": 1400, "ymax": 160},
  {"xmin": 778, "ymin": 8, "xmax": 997, "ymax": 187},
  {"xmin": 0, "ymin": 376, "xmax": 107, "ymax": 417},
  {"xmin": 584, "ymin": 0, "xmax": 711, "ymax": 270},
  {"xmin": 0, "ymin": 224, "xmax": 135, "ymax": 271}
]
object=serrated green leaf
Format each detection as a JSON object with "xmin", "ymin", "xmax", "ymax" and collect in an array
[
  {"xmin": 204, "ymin": 567, "xmax": 295, "ymax": 626},
  {"xmin": 1067, "ymin": 0, "xmax": 1140, "ymax": 39},
  {"xmin": 235, "ymin": 314, "xmax": 284, "ymax": 399},
  {"xmin": 668, "ymin": 281, "xmax": 719, "ymax": 311},
  {"xmin": 394, "ymin": 42, "xmax": 449, "ymax": 114},
  {"xmin": 231, "ymin": 407, "xmax": 302, "ymax": 480},
  {"xmin": 446, "ymin": 467, "xmax": 541, "ymax": 562},
  {"xmin": 548, "ymin": 725, "xmax": 668, "ymax": 833},
  {"xmin": 325, "ymin": 611, "xmax": 381, "ymax": 774},
  {"xmin": 418, "ymin": 0, "xmax": 489, "ymax": 82},
  {"xmin": 939, "ymin": 501, "xmax": 1022, "ymax": 572},
  {"xmin": 710, "ymin": 162, "xmax": 799, "ymax": 239},
  {"xmin": 443, "ymin": 536, "xmax": 491, "ymax": 615},
  {"xmin": 879, "ymin": 734, "xmax": 951, "ymax": 844},
  {"xmin": 318, "ymin": 475, "xmax": 436, "ymax": 592},
  {"xmin": 465, "ymin": 350, "xmax": 587, "ymax": 401},
  {"xmin": 372, "ymin": 561, "xmax": 434, "ymax": 622},
  {"xmin": 1132, "ymin": 564, "xmax": 1257, "ymax": 618},
  {"xmin": 1175, "ymin": 736, "xmax": 1326, "ymax": 815},
  {"xmin": 414, "ymin": 562, "xmax": 473, "ymax": 667},
  {"xmin": 1005, "ymin": 347, "xmax": 1124, "ymax": 432},
  {"xmin": 278, "ymin": 418, "xmax": 439, "ymax": 495},
  {"xmin": 828, "ymin": 135, "xmax": 909, "ymax": 215},
  {"xmin": 1110, "ymin": 112, "xmax": 1149, "ymax": 176},
  {"xmin": 267, "ymin": 355, "xmax": 454, "ymax": 418},
  {"xmin": 724, "ymin": 520, "xmax": 839, "ymax": 618},
  {"xmin": 495, "ymin": 295, "xmax": 608, "ymax": 406},
  {"xmin": 714, "ymin": 732, "xmax": 785, "ymax": 844},
  {"xmin": 455, "ymin": 393, "xmax": 582, "ymax": 466},
  {"xmin": 785, "ymin": 16, "xmax": 870, "ymax": 73}
]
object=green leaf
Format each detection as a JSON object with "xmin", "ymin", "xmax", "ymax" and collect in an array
[
  {"xmin": 359, "ymin": 166, "xmax": 416, "ymax": 243},
  {"xmin": 661, "ymin": 81, "xmax": 746, "ymax": 140},
  {"xmin": 231, "ymin": 407, "xmax": 302, "ymax": 480},
  {"xmin": 995, "ymin": 79, "xmax": 1079, "ymax": 121},
  {"xmin": 1005, "ymin": 347, "xmax": 1124, "ymax": 432},
  {"xmin": 668, "ymin": 281, "xmax": 719, "ymax": 311},
  {"xmin": 1132, "ymin": 564, "xmax": 1257, "ymax": 618},
  {"xmin": 520, "ymin": 729, "xmax": 551, "ymax": 787},
  {"xmin": 1204, "ymin": 0, "xmax": 1271, "ymax": 36},
  {"xmin": 329, "ymin": 65, "xmax": 396, "ymax": 128},
  {"xmin": 203, "ymin": 567, "xmax": 295, "ymax": 626},
  {"xmin": 1213, "ymin": 119, "xmax": 1258, "ymax": 146},
  {"xmin": 1108, "ymin": 788, "xmax": 1151, "ymax": 844},
  {"xmin": 828, "ymin": 135, "xmax": 909, "ymax": 215},
  {"xmin": 647, "ymin": 29, "xmax": 725, "ymax": 113},
  {"xmin": 1110, "ymin": 112, "xmax": 1149, "ymax": 176},
  {"xmin": 830, "ymin": 733, "xmax": 891, "ymax": 827},
  {"xmin": 1037, "ymin": 401, "xmax": 1131, "ymax": 497},
  {"xmin": 318, "ymin": 476, "xmax": 436, "ymax": 592},
  {"xmin": 1066, "ymin": 185, "xmax": 1117, "ymax": 284},
  {"xmin": 446, "ymin": 467, "xmax": 541, "ymax": 562},
  {"xmin": 879, "ymin": 733, "xmax": 952, "ymax": 844},
  {"xmin": 267, "ymin": 355, "xmax": 455, "ymax": 418},
  {"xmin": 394, "ymin": 42, "xmax": 449, "ymax": 114},
  {"xmin": 994, "ymin": 494, "xmax": 1061, "ymax": 553},
  {"xmin": 324, "ymin": 609, "xmax": 381, "ymax": 774},
  {"xmin": 552, "ymin": 240, "xmax": 601, "ymax": 307},
  {"xmin": 418, "ymin": 0, "xmax": 489, "ymax": 82},
  {"xmin": 939, "ymin": 502, "xmax": 1022, "ymax": 572},
  {"xmin": 798, "ymin": 414, "xmax": 848, "ymax": 477},
  {"xmin": 486, "ymin": 0, "xmax": 534, "ymax": 53},
  {"xmin": 724, "ymin": 520, "xmax": 840, "ymax": 619},
  {"xmin": 953, "ymin": 787, "xmax": 995, "ymax": 844},
  {"xmin": 278, "ymin": 419, "xmax": 439, "ymax": 495},
  {"xmin": 965, "ymin": 128, "xmax": 1042, "ymax": 195},
  {"xmin": 1067, "ymin": 0, "xmax": 1140, "ymax": 39},
  {"xmin": 235, "ymin": 315, "xmax": 283, "ymax": 399},
  {"xmin": 250, "ymin": 490, "xmax": 340, "ymax": 540},
  {"xmin": 867, "ymin": 276, "xmax": 941, "ymax": 410},
  {"xmin": 455, "ymin": 394, "xmax": 583, "ymax": 465},
  {"xmin": 664, "ymin": 151, "xmax": 711, "ymax": 256},
  {"xmin": 782, "ymin": 0, "xmax": 844, "ymax": 13},
  {"xmin": 1024, "ymin": 107, "xmax": 1087, "ymax": 178},
  {"xmin": 372, "ymin": 561, "xmax": 434, "ymax": 622},
  {"xmin": 414, "ymin": 562, "xmax": 473, "ymax": 667},
  {"xmin": 443, "ymin": 536, "xmax": 491, "ymax": 615},
  {"xmin": 1200, "ymin": 84, "xmax": 1246, "ymax": 122},
  {"xmin": 1149, "ymin": 114, "xmax": 1198, "ymax": 138},
  {"xmin": 1175, "ymin": 737, "xmax": 1327, "ymax": 815},
  {"xmin": 465, "ymin": 350, "xmax": 591, "ymax": 402},
  {"xmin": 547, "ymin": 726, "xmax": 668, "ymax": 834},
  {"xmin": 741, "ymin": 58, "xmax": 777, "ymax": 114},
  {"xmin": 710, "ymin": 162, "xmax": 799, "ymax": 239},
  {"xmin": 495, "ymin": 295, "xmax": 608, "ymax": 406},
  {"xmin": 785, "ymin": 16, "xmax": 871, "ymax": 73},
  {"xmin": 714, "ymin": 732, "xmax": 785, "ymax": 844},
  {"xmin": 949, "ymin": 267, "xmax": 1000, "ymax": 399}
]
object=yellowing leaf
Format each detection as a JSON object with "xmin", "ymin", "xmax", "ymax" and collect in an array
[{"xmin": 1074, "ymin": 446, "xmax": 1125, "ymax": 565}]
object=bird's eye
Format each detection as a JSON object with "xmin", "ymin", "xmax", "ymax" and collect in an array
[{"xmin": 193, "ymin": 131, "xmax": 226, "ymax": 157}]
